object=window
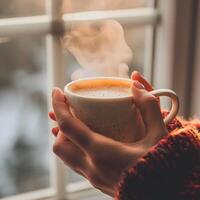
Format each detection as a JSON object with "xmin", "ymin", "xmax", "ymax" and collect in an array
[
  {"xmin": 2, "ymin": 0, "xmax": 197, "ymax": 199},
  {"xmin": 0, "ymin": 1, "xmax": 46, "ymax": 18},
  {"xmin": 0, "ymin": 35, "xmax": 49, "ymax": 197}
]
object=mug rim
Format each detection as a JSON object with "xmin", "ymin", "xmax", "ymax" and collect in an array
[{"xmin": 64, "ymin": 77, "xmax": 134, "ymax": 101}]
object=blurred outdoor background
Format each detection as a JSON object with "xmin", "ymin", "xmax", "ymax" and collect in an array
[
  {"xmin": 0, "ymin": 0, "xmax": 200, "ymax": 199},
  {"xmin": 0, "ymin": 1, "xmax": 48, "ymax": 197},
  {"xmin": 0, "ymin": 0, "xmax": 149, "ymax": 198}
]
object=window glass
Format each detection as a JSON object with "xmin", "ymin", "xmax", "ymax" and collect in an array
[
  {"xmin": 0, "ymin": 36, "xmax": 50, "ymax": 198},
  {"xmin": 0, "ymin": 0, "xmax": 45, "ymax": 18},
  {"xmin": 62, "ymin": 0, "xmax": 152, "ymax": 14}
]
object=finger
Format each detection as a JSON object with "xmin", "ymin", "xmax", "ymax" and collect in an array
[
  {"xmin": 53, "ymin": 131, "xmax": 87, "ymax": 172},
  {"xmin": 49, "ymin": 111, "xmax": 57, "ymax": 121},
  {"xmin": 131, "ymin": 71, "xmax": 161, "ymax": 106},
  {"xmin": 52, "ymin": 127, "xmax": 59, "ymax": 136},
  {"xmin": 132, "ymin": 81, "xmax": 166, "ymax": 136},
  {"xmin": 52, "ymin": 88, "xmax": 72, "ymax": 118},
  {"xmin": 52, "ymin": 88, "xmax": 95, "ymax": 151},
  {"xmin": 73, "ymin": 168, "xmax": 88, "ymax": 179},
  {"xmin": 131, "ymin": 71, "xmax": 153, "ymax": 91},
  {"xmin": 131, "ymin": 105, "xmax": 146, "ymax": 140}
]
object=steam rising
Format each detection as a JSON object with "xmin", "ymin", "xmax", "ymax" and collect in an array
[{"xmin": 63, "ymin": 20, "xmax": 133, "ymax": 80}]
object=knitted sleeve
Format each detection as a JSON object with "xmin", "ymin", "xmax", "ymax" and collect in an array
[{"xmin": 115, "ymin": 119, "xmax": 200, "ymax": 200}]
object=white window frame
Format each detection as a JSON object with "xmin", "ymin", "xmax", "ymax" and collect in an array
[
  {"xmin": 0, "ymin": 0, "xmax": 181, "ymax": 199},
  {"xmin": 153, "ymin": 0, "xmax": 198, "ymax": 117},
  {"xmin": 191, "ymin": 1, "xmax": 200, "ymax": 117}
]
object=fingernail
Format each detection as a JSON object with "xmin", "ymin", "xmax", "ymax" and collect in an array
[
  {"xmin": 52, "ymin": 87, "xmax": 60, "ymax": 97},
  {"xmin": 49, "ymin": 112, "xmax": 55, "ymax": 120},
  {"xmin": 133, "ymin": 80, "xmax": 145, "ymax": 89},
  {"xmin": 52, "ymin": 87, "xmax": 57, "ymax": 95},
  {"xmin": 134, "ymin": 70, "xmax": 141, "ymax": 75},
  {"xmin": 52, "ymin": 127, "xmax": 59, "ymax": 136},
  {"xmin": 131, "ymin": 70, "xmax": 141, "ymax": 80}
]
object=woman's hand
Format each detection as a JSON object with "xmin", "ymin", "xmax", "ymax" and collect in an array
[{"xmin": 49, "ymin": 71, "xmax": 167, "ymax": 197}]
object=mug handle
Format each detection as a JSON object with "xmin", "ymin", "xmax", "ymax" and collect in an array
[{"xmin": 149, "ymin": 89, "xmax": 179, "ymax": 125}]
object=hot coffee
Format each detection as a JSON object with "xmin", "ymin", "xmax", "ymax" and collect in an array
[
  {"xmin": 64, "ymin": 77, "xmax": 179, "ymax": 143},
  {"xmin": 74, "ymin": 86, "xmax": 131, "ymax": 98}
]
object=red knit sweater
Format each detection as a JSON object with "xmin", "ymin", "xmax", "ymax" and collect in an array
[{"xmin": 115, "ymin": 113, "xmax": 200, "ymax": 200}]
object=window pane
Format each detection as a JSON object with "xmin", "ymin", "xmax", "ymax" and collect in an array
[
  {"xmin": 63, "ymin": 0, "xmax": 153, "ymax": 13},
  {"xmin": 0, "ymin": 36, "xmax": 50, "ymax": 198},
  {"xmin": 124, "ymin": 25, "xmax": 146, "ymax": 74},
  {"xmin": 0, "ymin": 0, "xmax": 45, "ymax": 18}
]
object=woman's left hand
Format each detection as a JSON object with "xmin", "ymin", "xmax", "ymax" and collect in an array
[{"xmin": 49, "ymin": 72, "xmax": 167, "ymax": 197}]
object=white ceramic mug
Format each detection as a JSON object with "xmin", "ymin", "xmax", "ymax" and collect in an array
[{"xmin": 64, "ymin": 77, "xmax": 179, "ymax": 143}]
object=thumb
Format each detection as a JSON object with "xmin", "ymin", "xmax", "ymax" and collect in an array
[
  {"xmin": 52, "ymin": 87, "xmax": 72, "ymax": 119},
  {"xmin": 52, "ymin": 87, "xmax": 95, "ymax": 152},
  {"xmin": 132, "ymin": 81, "xmax": 167, "ymax": 145},
  {"xmin": 131, "ymin": 71, "xmax": 153, "ymax": 91}
]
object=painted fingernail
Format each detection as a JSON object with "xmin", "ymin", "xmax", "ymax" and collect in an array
[
  {"xmin": 133, "ymin": 80, "xmax": 145, "ymax": 89},
  {"xmin": 52, "ymin": 87, "xmax": 61, "ymax": 98},
  {"xmin": 52, "ymin": 87, "xmax": 57, "ymax": 96},
  {"xmin": 52, "ymin": 127, "xmax": 59, "ymax": 136},
  {"xmin": 133, "ymin": 70, "xmax": 139, "ymax": 75}
]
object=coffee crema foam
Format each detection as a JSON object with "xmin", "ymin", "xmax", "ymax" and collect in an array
[{"xmin": 74, "ymin": 86, "xmax": 131, "ymax": 98}]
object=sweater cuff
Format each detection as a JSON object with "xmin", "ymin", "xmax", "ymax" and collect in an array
[
  {"xmin": 161, "ymin": 110, "xmax": 183, "ymax": 132},
  {"xmin": 115, "ymin": 127, "xmax": 200, "ymax": 200}
]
